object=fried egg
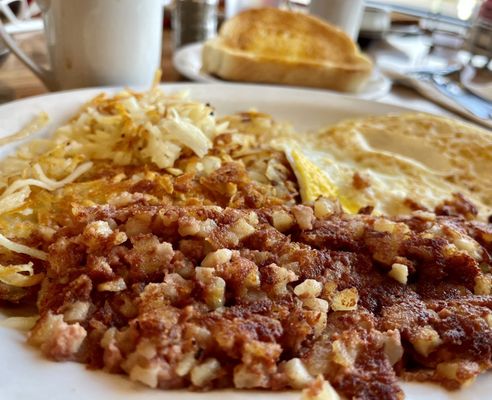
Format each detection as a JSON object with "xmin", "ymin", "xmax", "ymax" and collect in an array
[
  {"xmin": 283, "ymin": 145, "xmax": 360, "ymax": 213},
  {"xmin": 283, "ymin": 113, "xmax": 492, "ymax": 219}
]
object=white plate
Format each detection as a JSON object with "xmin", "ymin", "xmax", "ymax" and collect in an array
[
  {"xmin": 0, "ymin": 83, "xmax": 490, "ymax": 400},
  {"xmin": 172, "ymin": 42, "xmax": 392, "ymax": 100}
]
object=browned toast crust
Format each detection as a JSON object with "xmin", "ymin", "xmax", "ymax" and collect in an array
[{"xmin": 202, "ymin": 8, "xmax": 373, "ymax": 92}]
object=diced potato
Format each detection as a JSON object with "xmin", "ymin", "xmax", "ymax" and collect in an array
[
  {"xmin": 373, "ymin": 218, "xmax": 396, "ymax": 233},
  {"xmin": 63, "ymin": 301, "xmax": 90, "ymax": 323},
  {"xmin": 485, "ymin": 314, "xmax": 492, "ymax": 328},
  {"xmin": 97, "ymin": 277, "xmax": 127, "ymax": 292},
  {"xmin": 201, "ymin": 249, "xmax": 233, "ymax": 268},
  {"xmin": 272, "ymin": 210, "xmax": 294, "ymax": 232},
  {"xmin": 178, "ymin": 217, "xmax": 200, "ymax": 236},
  {"xmin": 314, "ymin": 198, "xmax": 336, "ymax": 219},
  {"xmin": 331, "ymin": 288, "xmax": 358, "ymax": 311},
  {"xmin": 331, "ymin": 339, "xmax": 356, "ymax": 368},
  {"xmin": 176, "ymin": 352, "xmax": 198, "ymax": 377},
  {"xmin": 436, "ymin": 361, "xmax": 479, "ymax": 387},
  {"xmin": 411, "ymin": 326, "xmax": 442, "ymax": 357},
  {"xmin": 383, "ymin": 330, "xmax": 404, "ymax": 366},
  {"xmin": 233, "ymin": 364, "xmax": 268, "ymax": 389},
  {"xmin": 474, "ymin": 275, "xmax": 492, "ymax": 295},
  {"xmin": 230, "ymin": 218, "xmax": 255, "ymax": 240},
  {"xmin": 294, "ymin": 279, "xmax": 323, "ymax": 298},
  {"xmin": 284, "ymin": 358, "xmax": 314, "ymax": 389},
  {"xmin": 303, "ymin": 298, "xmax": 329, "ymax": 313},
  {"xmin": 195, "ymin": 267, "xmax": 226, "ymax": 310},
  {"xmin": 454, "ymin": 236, "xmax": 482, "ymax": 260},
  {"xmin": 129, "ymin": 363, "xmax": 160, "ymax": 388},
  {"xmin": 190, "ymin": 358, "xmax": 221, "ymax": 386},
  {"xmin": 412, "ymin": 210, "xmax": 436, "ymax": 221},
  {"xmin": 267, "ymin": 264, "xmax": 298, "ymax": 296},
  {"xmin": 388, "ymin": 263, "xmax": 408, "ymax": 285}
]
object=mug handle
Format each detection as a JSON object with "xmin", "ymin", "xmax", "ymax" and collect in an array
[{"xmin": 0, "ymin": 15, "xmax": 55, "ymax": 90}]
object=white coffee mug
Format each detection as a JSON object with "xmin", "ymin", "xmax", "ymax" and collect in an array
[
  {"xmin": 0, "ymin": 0, "xmax": 165, "ymax": 91},
  {"xmin": 309, "ymin": 0, "xmax": 365, "ymax": 40}
]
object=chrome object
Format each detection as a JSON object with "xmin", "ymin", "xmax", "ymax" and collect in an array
[
  {"xmin": 411, "ymin": 70, "xmax": 492, "ymax": 120},
  {"xmin": 173, "ymin": 0, "xmax": 218, "ymax": 49}
]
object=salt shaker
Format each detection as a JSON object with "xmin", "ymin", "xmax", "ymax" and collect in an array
[{"xmin": 173, "ymin": 0, "xmax": 218, "ymax": 49}]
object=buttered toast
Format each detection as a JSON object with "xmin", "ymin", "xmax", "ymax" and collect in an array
[{"xmin": 202, "ymin": 8, "xmax": 373, "ymax": 92}]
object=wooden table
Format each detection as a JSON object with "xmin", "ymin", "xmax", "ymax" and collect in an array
[{"xmin": 0, "ymin": 30, "xmax": 451, "ymax": 118}]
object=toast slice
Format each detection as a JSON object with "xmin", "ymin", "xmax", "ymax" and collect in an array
[{"xmin": 202, "ymin": 8, "xmax": 373, "ymax": 92}]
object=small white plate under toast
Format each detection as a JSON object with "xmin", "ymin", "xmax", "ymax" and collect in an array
[{"xmin": 173, "ymin": 42, "xmax": 392, "ymax": 100}]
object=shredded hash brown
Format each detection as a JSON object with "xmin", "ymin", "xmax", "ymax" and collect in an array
[{"xmin": 0, "ymin": 87, "xmax": 491, "ymax": 400}]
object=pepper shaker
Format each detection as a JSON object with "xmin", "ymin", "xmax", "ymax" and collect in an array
[{"xmin": 173, "ymin": 0, "xmax": 219, "ymax": 49}]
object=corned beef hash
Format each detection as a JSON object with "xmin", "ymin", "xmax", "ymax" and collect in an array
[{"xmin": 0, "ymin": 86, "xmax": 491, "ymax": 400}]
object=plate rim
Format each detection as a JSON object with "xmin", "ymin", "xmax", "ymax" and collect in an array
[
  {"xmin": 0, "ymin": 81, "xmax": 421, "ymax": 118},
  {"xmin": 0, "ymin": 82, "xmax": 490, "ymax": 400}
]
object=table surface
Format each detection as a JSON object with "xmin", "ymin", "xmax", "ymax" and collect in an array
[{"xmin": 0, "ymin": 30, "xmax": 451, "ymax": 118}]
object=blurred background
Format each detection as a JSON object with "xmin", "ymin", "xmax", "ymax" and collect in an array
[{"xmin": 0, "ymin": 0, "xmax": 490, "ymax": 124}]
